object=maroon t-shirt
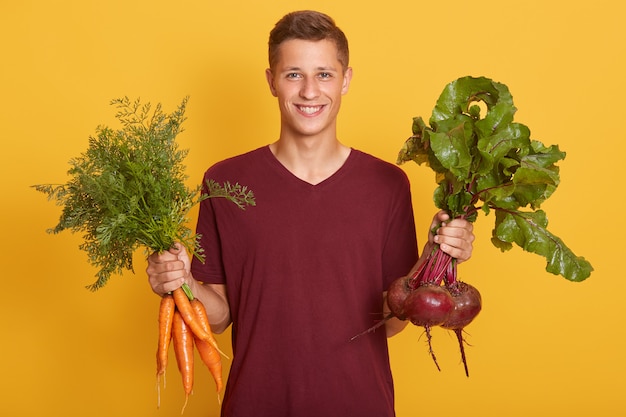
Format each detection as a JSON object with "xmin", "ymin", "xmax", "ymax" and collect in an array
[{"xmin": 191, "ymin": 146, "xmax": 418, "ymax": 417}]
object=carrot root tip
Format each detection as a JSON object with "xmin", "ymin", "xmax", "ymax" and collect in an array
[{"xmin": 180, "ymin": 395, "xmax": 189, "ymax": 415}]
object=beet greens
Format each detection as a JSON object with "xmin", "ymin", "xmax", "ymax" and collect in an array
[
  {"xmin": 398, "ymin": 76, "xmax": 593, "ymax": 282},
  {"xmin": 396, "ymin": 76, "xmax": 593, "ymax": 374}
]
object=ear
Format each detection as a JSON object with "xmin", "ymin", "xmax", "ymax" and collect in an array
[
  {"xmin": 341, "ymin": 67, "xmax": 353, "ymax": 95},
  {"xmin": 265, "ymin": 68, "xmax": 278, "ymax": 97}
]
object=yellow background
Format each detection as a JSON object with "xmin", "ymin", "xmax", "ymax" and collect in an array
[{"xmin": 2, "ymin": 1, "xmax": 623, "ymax": 416}]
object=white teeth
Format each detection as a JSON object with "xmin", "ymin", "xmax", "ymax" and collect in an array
[{"xmin": 299, "ymin": 106, "xmax": 321, "ymax": 114}]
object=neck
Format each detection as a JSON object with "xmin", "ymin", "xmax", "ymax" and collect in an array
[{"xmin": 269, "ymin": 135, "xmax": 351, "ymax": 185}]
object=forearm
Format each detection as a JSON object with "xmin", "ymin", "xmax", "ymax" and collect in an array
[{"xmin": 385, "ymin": 314, "xmax": 409, "ymax": 337}]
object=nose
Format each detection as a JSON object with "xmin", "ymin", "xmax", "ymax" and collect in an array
[{"xmin": 299, "ymin": 77, "xmax": 320, "ymax": 100}]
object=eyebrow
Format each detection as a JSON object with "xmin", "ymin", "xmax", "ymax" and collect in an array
[{"xmin": 281, "ymin": 66, "xmax": 338, "ymax": 73}]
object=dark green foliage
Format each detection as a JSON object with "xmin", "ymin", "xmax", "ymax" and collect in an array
[
  {"xmin": 33, "ymin": 97, "xmax": 255, "ymax": 290},
  {"xmin": 397, "ymin": 76, "xmax": 592, "ymax": 282}
]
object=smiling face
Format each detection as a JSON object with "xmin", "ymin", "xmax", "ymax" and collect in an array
[{"xmin": 266, "ymin": 39, "xmax": 352, "ymax": 141}]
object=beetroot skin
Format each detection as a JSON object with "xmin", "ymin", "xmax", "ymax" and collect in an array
[
  {"xmin": 403, "ymin": 284, "xmax": 454, "ymax": 327},
  {"xmin": 441, "ymin": 281, "xmax": 482, "ymax": 330},
  {"xmin": 386, "ymin": 276, "xmax": 412, "ymax": 320}
]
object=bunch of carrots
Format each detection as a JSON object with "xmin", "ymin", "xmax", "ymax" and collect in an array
[
  {"xmin": 157, "ymin": 285, "xmax": 226, "ymax": 413},
  {"xmin": 32, "ymin": 98, "xmax": 256, "ymax": 413}
]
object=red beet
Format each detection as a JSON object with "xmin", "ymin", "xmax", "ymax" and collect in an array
[
  {"xmin": 400, "ymin": 284, "xmax": 454, "ymax": 371},
  {"xmin": 441, "ymin": 281, "xmax": 482, "ymax": 377},
  {"xmin": 441, "ymin": 281, "xmax": 482, "ymax": 330},
  {"xmin": 386, "ymin": 276, "xmax": 412, "ymax": 320},
  {"xmin": 403, "ymin": 284, "xmax": 454, "ymax": 327},
  {"xmin": 352, "ymin": 259, "xmax": 483, "ymax": 377}
]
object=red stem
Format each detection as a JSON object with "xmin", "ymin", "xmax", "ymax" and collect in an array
[{"xmin": 411, "ymin": 245, "xmax": 454, "ymax": 287}]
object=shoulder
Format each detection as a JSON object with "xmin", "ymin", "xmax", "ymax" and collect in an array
[
  {"xmin": 204, "ymin": 146, "xmax": 269, "ymax": 180},
  {"xmin": 350, "ymin": 149, "xmax": 406, "ymax": 174},
  {"xmin": 349, "ymin": 148, "xmax": 410, "ymax": 187}
]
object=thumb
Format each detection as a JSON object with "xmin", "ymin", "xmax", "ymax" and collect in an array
[
  {"xmin": 171, "ymin": 242, "xmax": 192, "ymax": 273},
  {"xmin": 169, "ymin": 242, "xmax": 184, "ymax": 254}
]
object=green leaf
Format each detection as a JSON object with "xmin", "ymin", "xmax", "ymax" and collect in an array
[
  {"xmin": 397, "ymin": 117, "xmax": 431, "ymax": 166},
  {"xmin": 475, "ymin": 123, "xmax": 530, "ymax": 175},
  {"xmin": 492, "ymin": 210, "xmax": 593, "ymax": 282},
  {"xmin": 429, "ymin": 119, "xmax": 473, "ymax": 179},
  {"xmin": 430, "ymin": 76, "xmax": 507, "ymax": 124},
  {"xmin": 206, "ymin": 179, "xmax": 256, "ymax": 210}
]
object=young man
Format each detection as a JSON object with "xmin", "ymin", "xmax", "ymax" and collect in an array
[{"xmin": 147, "ymin": 10, "xmax": 474, "ymax": 417}]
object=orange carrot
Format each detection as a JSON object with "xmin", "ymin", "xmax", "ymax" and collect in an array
[
  {"xmin": 190, "ymin": 298, "xmax": 224, "ymax": 393},
  {"xmin": 189, "ymin": 298, "xmax": 229, "ymax": 358},
  {"xmin": 172, "ymin": 310, "xmax": 194, "ymax": 414},
  {"xmin": 194, "ymin": 335, "xmax": 224, "ymax": 394},
  {"xmin": 156, "ymin": 293, "xmax": 175, "ymax": 408},
  {"xmin": 172, "ymin": 287, "xmax": 214, "ymax": 343}
]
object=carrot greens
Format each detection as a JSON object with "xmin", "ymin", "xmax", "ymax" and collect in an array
[{"xmin": 33, "ymin": 97, "xmax": 255, "ymax": 291}]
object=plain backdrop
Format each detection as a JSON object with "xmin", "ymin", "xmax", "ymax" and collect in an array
[{"xmin": 1, "ymin": 1, "xmax": 623, "ymax": 416}]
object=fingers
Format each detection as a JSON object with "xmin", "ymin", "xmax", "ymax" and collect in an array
[
  {"xmin": 432, "ymin": 218, "xmax": 475, "ymax": 263},
  {"xmin": 146, "ymin": 248, "xmax": 188, "ymax": 296}
]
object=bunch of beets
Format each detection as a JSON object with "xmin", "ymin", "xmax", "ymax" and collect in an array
[
  {"xmin": 352, "ymin": 241, "xmax": 480, "ymax": 376},
  {"xmin": 387, "ymin": 245, "xmax": 481, "ymax": 376},
  {"xmin": 354, "ymin": 75, "xmax": 593, "ymax": 377}
]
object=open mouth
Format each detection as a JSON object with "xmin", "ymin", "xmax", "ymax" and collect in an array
[{"xmin": 297, "ymin": 105, "xmax": 324, "ymax": 115}]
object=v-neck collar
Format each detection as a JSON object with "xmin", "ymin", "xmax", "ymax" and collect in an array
[{"xmin": 262, "ymin": 145, "xmax": 355, "ymax": 189}]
